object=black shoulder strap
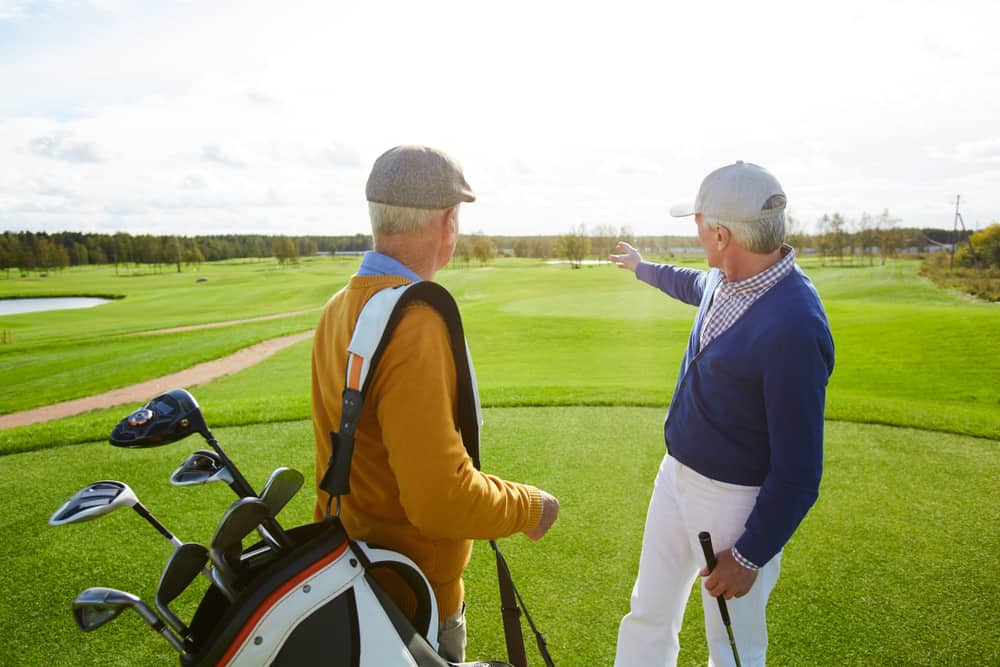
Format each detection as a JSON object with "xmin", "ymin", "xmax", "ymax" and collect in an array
[{"xmin": 319, "ymin": 281, "xmax": 480, "ymax": 500}]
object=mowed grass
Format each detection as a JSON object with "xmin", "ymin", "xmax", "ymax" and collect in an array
[
  {"xmin": 1, "ymin": 255, "xmax": 998, "ymax": 665},
  {"xmin": 0, "ymin": 411, "xmax": 996, "ymax": 666},
  {"xmin": 2, "ymin": 257, "xmax": 998, "ymax": 447}
]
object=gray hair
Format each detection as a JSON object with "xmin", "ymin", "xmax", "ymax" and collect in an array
[
  {"xmin": 703, "ymin": 194, "xmax": 786, "ymax": 253},
  {"xmin": 368, "ymin": 201, "xmax": 454, "ymax": 236}
]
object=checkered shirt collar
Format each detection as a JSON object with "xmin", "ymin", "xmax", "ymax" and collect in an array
[{"xmin": 719, "ymin": 244, "xmax": 796, "ymax": 297}]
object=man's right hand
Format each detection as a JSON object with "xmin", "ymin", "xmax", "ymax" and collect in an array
[
  {"xmin": 524, "ymin": 490, "xmax": 559, "ymax": 541},
  {"xmin": 609, "ymin": 241, "xmax": 642, "ymax": 273}
]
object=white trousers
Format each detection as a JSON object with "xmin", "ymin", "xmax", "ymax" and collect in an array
[{"xmin": 615, "ymin": 454, "xmax": 782, "ymax": 667}]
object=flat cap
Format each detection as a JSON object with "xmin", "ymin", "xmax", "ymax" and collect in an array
[{"xmin": 365, "ymin": 145, "xmax": 476, "ymax": 209}]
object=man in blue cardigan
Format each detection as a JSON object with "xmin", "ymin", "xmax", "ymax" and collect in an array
[{"xmin": 611, "ymin": 161, "xmax": 835, "ymax": 666}]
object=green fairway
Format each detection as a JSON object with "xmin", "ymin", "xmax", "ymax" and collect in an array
[{"xmin": 1, "ymin": 255, "xmax": 998, "ymax": 665}]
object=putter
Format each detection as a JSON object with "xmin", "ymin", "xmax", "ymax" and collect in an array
[
  {"xmin": 50, "ymin": 480, "xmax": 182, "ymax": 548},
  {"xmin": 699, "ymin": 531, "xmax": 742, "ymax": 667},
  {"xmin": 208, "ymin": 497, "xmax": 272, "ymax": 588},
  {"xmin": 110, "ymin": 388, "xmax": 293, "ymax": 550},
  {"xmin": 73, "ymin": 586, "xmax": 186, "ymax": 653}
]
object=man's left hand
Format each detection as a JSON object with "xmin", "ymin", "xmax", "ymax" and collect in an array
[{"xmin": 700, "ymin": 548, "xmax": 758, "ymax": 600}]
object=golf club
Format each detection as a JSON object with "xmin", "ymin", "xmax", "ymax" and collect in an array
[
  {"xmin": 258, "ymin": 466, "xmax": 304, "ymax": 518},
  {"xmin": 49, "ymin": 480, "xmax": 182, "ymax": 548},
  {"xmin": 699, "ymin": 531, "xmax": 742, "ymax": 667},
  {"xmin": 170, "ymin": 450, "xmax": 291, "ymax": 554},
  {"xmin": 208, "ymin": 497, "xmax": 272, "ymax": 588},
  {"xmin": 73, "ymin": 586, "xmax": 186, "ymax": 653},
  {"xmin": 110, "ymin": 388, "xmax": 293, "ymax": 550},
  {"xmin": 157, "ymin": 541, "xmax": 234, "ymax": 639},
  {"xmin": 169, "ymin": 450, "xmax": 234, "ymax": 487}
]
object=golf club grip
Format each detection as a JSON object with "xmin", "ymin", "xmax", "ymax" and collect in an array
[
  {"xmin": 698, "ymin": 531, "xmax": 717, "ymax": 571},
  {"xmin": 698, "ymin": 531, "xmax": 733, "ymax": 624}
]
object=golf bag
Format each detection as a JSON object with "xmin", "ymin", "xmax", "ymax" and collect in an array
[{"xmin": 179, "ymin": 281, "xmax": 535, "ymax": 666}]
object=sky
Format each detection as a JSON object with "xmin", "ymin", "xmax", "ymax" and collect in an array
[{"xmin": 1, "ymin": 0, "xmax": 998, "ymax": 239}]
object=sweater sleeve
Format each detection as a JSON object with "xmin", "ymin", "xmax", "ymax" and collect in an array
[
  {"xmin": 635, "ymin": 261, "xmax": 707, "ymax": 306},
  {"xmin": 734, "ymin": 315, "xmax": 834, "ymax": 565},
  {"xmin": 372, "ymin": 302, "xmax": 543, "ymax": 540}
]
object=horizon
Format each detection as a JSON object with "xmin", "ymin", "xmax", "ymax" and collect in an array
[{"xmin": 2, "ymin": 1, "xmax": 998, "ymax": 238}]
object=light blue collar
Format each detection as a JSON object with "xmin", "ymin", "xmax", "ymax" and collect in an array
[{"xmin": 357, "ymin": 251, "xmax": 423, "ymax": 283}]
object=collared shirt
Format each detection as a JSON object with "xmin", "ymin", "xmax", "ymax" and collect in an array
[
  {"xmin": 357, "ymin": 250, "xmax": 423, "ymax": 282},
  {"xmin": 699, "ymin": 244, "xmax": 796, "ymax": 352}
]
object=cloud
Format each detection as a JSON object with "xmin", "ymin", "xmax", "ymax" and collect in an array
[
  {"xmin": 602, "ymin": 156, "xmax": 664, "ymax": 176},
  {"xmin": 27, "ymin": 133, "xmax": 101, "ymax": 163},
  {"xmin": 201, "ymin": 144, "xmax": 246, "ymax": 168},
  {"xmin": 921, "ymin": 35, "xmax": 961, "ymax": 61}
]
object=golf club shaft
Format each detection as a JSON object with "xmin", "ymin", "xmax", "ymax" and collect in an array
[
  {"xmin": 132, "ymin": 503, "xmax": 183, "ymax": 548},
  {"xmin": 203, "ymin": 433, "xmax": 293, "ymax": 549},
  {"xmin": 698, "ymin": 531, "xmax": 742, "ymax": 667}
]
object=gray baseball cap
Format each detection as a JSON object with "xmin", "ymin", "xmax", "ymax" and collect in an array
[
  {"xmin": 670, "ymin": 160, "xmax": 785, "ymax": 225},
  {"xmin": 365, "ymin": 145, "xmax": 476, "ymax": 209}
]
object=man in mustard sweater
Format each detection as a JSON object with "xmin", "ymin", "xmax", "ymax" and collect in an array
[{"xmin": 312, "ymin": 145, "xmax": 559, "ymax": 662}]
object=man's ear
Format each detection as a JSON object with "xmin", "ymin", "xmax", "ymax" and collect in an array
[{"xmin": 716, "ymin": 224, "xmax": 731, "ymax": 250}]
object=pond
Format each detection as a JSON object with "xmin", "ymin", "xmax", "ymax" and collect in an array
[{"xmin": 0, "ymin": 297, "xmax": 112, "ymax": 316}]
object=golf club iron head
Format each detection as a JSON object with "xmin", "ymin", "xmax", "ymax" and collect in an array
[
  {"xmin": 156, "ymin": 542, "xmax": 215, "ymax": 637},
  {"xmin": 49, "ymin": 480, "xmax": 137, "ymax": 525},
  {"xmin": 259, "ymin": 467, "xmax": 304, "ymax": 518},
  {"xmin": 110, "ymin": 388, "xmax": 208, "ymax": 448},
  {"xmin": 170, "ymin": 450, "xmax": 234, "ymax": 487},
  {"xmin": 73, "ymin": 587, "xmax": 186, "ymax": 653},
  {"xmin": 209, "ymin": 497, "xmax": 272, "ymax": 587}
]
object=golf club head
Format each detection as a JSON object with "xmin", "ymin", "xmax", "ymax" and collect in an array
[
  {"xmin": 170, "ymin": 450, "xmax": 234, "ymax": 487},
  {"xmin": 73, "ymin": 587, "xmax": 186, "ymax": 652},
  {"xmin": 259, "ymin": 467, "xmax": 304, "ymax": 518},
  {"xmin": 209, "ymin": 497, "xmax": 271, "ymax": 583},
  {"xmin": 109, "ymin": 388, "xmax": 208, "ymax": 448},
  {"xmin": 156, "ymin": 543, "xmax": 210, "ymax": 637},
  {"xmin": 73, "ymin": 587, "xmax": 136, "ymax": 631},
  {"xmin": 49, "ymin": 480, "xmax": 137, "ymax": 525}
]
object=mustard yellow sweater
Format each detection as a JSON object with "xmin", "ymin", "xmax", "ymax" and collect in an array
[{"xmin": 312, "ymin": 274, "xmax": 543, "ymax": 618}]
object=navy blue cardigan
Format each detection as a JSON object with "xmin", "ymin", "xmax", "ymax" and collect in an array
[{"xmin": 636, "ymin": 261, "xmax": 835, "ymax": 566}]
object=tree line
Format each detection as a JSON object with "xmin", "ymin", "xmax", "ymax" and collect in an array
[
  {"xmin": 3, "ymin": 214, "xmax": 994, "ymax": 278},
  {"xmin": 0, "ymin": 231, "xmax": 373, "ymax": 276}
]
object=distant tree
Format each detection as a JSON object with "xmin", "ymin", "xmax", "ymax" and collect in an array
[
  {"xmin": 618, "ymin": 225, "xmax": 635, "ymax": 248},
  {"xmin": 471, "ymin": 232, "xmax": 497, "ymax": 265},
  {"xmin": 70, "ymin": 242, "xmax": 89, "ymax": 267},
  {"xmin": 527, "ymin": 236, "xmax": 554, "ymax": 258},
  {"xmin": 957, "ymin": 223, "xmax": 1000, "ymax": 269},
  {"xmin": 183, "ymin": 245, "xmax": 205, "ymax": 269},
  {"xmin": 855, "ymin": 213, "xmax": 877, "ymax": 266},
  {"xmin": 785, "ymin": 211, "xmax": 810, "ymax": 251},
  {"xmin": 163, "ymin": 237, "xmax": 183, "ymax": 273},
  {"xmin": 453, "ymin": 236, "xmax": 471, "ymax": 265},
  {"xmin": 512, "ymin": 238, "xmax": 529, "ymax": 258},
  {"xmin": 1, "ymin": 233, "xmax": 18, "ymax": 277},
  {"xmin": 273, "ymin": 236, "xmax": 298, "ymax": 267},
  {"xmin": 590, "ymin": 224, "xmax": 617, "ymax": 263},
  {"xmin": 556, "ymin": 224, "xmax": 591, "ymax": 268},
  {"xmin": 875, "ymin": 209, "xmax": 901, "ymax": 265}
]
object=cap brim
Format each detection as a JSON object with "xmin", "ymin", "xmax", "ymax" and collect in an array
[{"xmin": 669, "ymin": 201, "xmax": 695, "ymax": 217}]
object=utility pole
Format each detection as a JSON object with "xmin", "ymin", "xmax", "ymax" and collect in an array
[{"xmin": 949, "ymin": 195, "xmax": 978, "ymax": 270}]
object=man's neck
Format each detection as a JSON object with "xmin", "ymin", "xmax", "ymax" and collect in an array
[
  {"xmin": 374, "ymin": 236, "xmax": 438, "ymax": 281},
  {"xmin": 720, "ymin": 247, "xmax": 783, "ymax": 282}
]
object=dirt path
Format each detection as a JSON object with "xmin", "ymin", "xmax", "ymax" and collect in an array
[
  {"xmin": 0, "ymin": 331, "xmax": 314, "ymax": 430},
  {"xmin": 131, "ymin": 309, "xmax": 318, "ymax": 336}
]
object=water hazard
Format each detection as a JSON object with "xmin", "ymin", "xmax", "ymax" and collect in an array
[{"xmin": 0, "ymin": 297, "xmax": 111, "ymax": 316}]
